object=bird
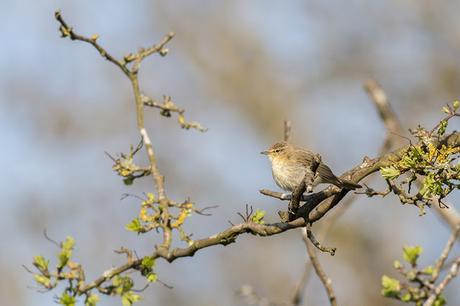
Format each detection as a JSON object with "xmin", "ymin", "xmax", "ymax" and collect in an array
[{"xmin": 261, "ymin": 141, "xmax": 361, "ymax": 193}]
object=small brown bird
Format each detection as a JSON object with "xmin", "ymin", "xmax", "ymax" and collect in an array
[{"xmin": 261, "ymin": 142, "xmax": 361, "ymax": 193}]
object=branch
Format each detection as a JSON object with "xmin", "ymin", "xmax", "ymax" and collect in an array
[
  {"xmin": 306, "ymin": 226, "xmax": 336, "ymax": 256},
  {"xmin": 424, "ymin": 256, "xmax": 460, "ymax": 306},
  {"xmin": 301, "ymin": 227, "xmax": 337, "ymax": 306},
  {"xmin": 261, "ymin": 131, "xmax": 460, "ymax": 225},
  {"xmin": 55, "ymin": 10, "xmax": 130, "ymax": 77},
  {"xmin": 365, "ymin": 79, "xmax": 460, "ymax": 230},
  {"xmin": 291, "ymin": 261, "xmax": 312, "ymax": 306},
  {"xmin": 431, "ymin": 225, "xmax": 460, "ymax": 281},
  {"xmin": 284, "ymin": 120, "xmax": 291, "ymax": 142},
  {"xmin": 142, "ymin": 94, "xmax": 207, "ymax": 131}
]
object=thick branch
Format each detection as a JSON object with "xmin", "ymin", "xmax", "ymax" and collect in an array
[{"xmin": 76, "ymin": 127, "xmax": 460, "ymax": 296}]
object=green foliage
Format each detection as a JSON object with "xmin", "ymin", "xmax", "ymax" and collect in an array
[
  {"xmin": 85, "ymin": 294, "xmax": 100, "ymax": 306},
  {"xmin": 381, "ymin": 275, "xmax": 401, "ymax": 297},
  {"xmin": 112, "ymin": 275, "xmax": 134, "ymax": 295},
  {"xmin": 34, "ymin": 274, "xmax": 52, "ymax": 288},
  {"xmin": 125, "ymin": 218, "xmax": 143, "ymax": 233},
  {"xmin": 33, "ymin": 255, "xmax": 49, "ymax": 273},
  {"xmin": 250, "ymin": 209, "xmax": 266, "ymax": 224},
  {"xmin": 402, "ymin": 246, "xmax": 423, "ymax": 266},
  {"xmin": 141, "ymin": 256, "xmax": 155, "ymax": 269},
  {"xmin": 421, "ymin": 265, "xmax": 434, "ymax": 275},
  {"xmin": 380, "ymin": 166, "xmax": 401, "ymax": 180},
  {"xmin": 453, "ymin": 100, "xmax": 460, "ymax": 110},
  {"xmin": 382, "ymin": 245, "xmax": 449, "ymax": 305},
  {"xmin": 57, "ymin": 236, "xmax": 75, "ymax": 270},
  {"xmin": 146, "ymin": 272, "xmax": 157, "ymax": 283},
  {"xmin": 121, "ymin": 291, "xmax": 141, "ymax": 306},
  {"xmin": 139, "ymin": 256, "xmax": 157, "ymax": 282},
  {"xmin": 377, "ymin": 101, "xmax": 460, "ymax": 213},
  {"xmin": 59, "ymin": 292, "xmax": 76, "ymax": 306},
  {"xmin": 401, "ymin": 293, "xmax": 412, "ymax": 302},
  {"xmin": 434, "ymin": 295, "xmax": 446, "ymax": 306}
]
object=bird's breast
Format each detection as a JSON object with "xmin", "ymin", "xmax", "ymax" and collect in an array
[{"xmin": 271, "ymin": 160, "xmax": 306, "ymax": 192}]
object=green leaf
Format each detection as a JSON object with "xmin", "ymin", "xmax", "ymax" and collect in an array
[
  {"xmin": 422, "ymin": 265, "xmax": 434, "ymax": 275},
  {"xmin": 442, "ymin": 106, "xmax": 451, "ymax": 114},
  {"xmin": 85, "ymin": 294, "xmax": 100, "ymax": 306},
  {"xmin": 33, "ymin": 255, "xmax": 49, "ymax": 273},
  {"xmin": 125, "ymin": 218, "xmax": 142, "ymax": 232},
  {"xmin": 146, "ymin": 193, "xmax": 155, "ymax": 203},
  {"xmin": 121, "ymin": 291, "xmax": 141, "ymax": 306},
  {"xmin": 393, "ymin": 260, "xmax": 402, "ymax": 269},
  {"xmin": 141, "ymin": 256, "xmax": 155, "ymax": 270},
  {"xmin": 438, "ymin": 120, "xmax": 448, "ymax": 136},
  {"xmin": 57, "ymin": 236, "xmax": 75, "ymax": 269},
  {"xmin": 454, "ymin": 100, "xmax": 460, "ymax": 110},
  {"xmin": 34, "ymin": 274, "xmax": 51, "ymax": 288},
  {"xmin": 381, "ymin": 275, "xmax": 401, "ymax": 297},
  {"xmin": 380, "ymin": 166, "xmax": 400, "ymax": 180},
  {"xmin": 250, "ymin": 209, "xmax": 266, "ymax": 224},
  {"xmin": 123, "ymin": 177, "xmax": 134, "ymax": 186},
  {"xmin": 434, "ymin": 295, "xmax": 446, "ymax": 306},
  {"xmin": 402, "ymin": 246, "xmax": 423, "ymax": 266},
  {"xmin": 59, "ymin": 292, "xmax": 76, "ymax": 306},
  {"xmin": 147, "ymin": 272, "xmax": 157, "ymax": 283},
  {"xmin": 401, "ymin": 292, "xmax": 411, "ymax": 302},
  {"xmin": 112, "ymin": 275, "xmax": 134, "ymax": 295}
]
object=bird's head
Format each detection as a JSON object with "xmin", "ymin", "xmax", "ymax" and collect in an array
[{"xmin": 261, "ymin": 141, "xmax": 291, "ymax": 161}]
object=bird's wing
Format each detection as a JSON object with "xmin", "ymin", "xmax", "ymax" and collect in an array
[
  {"xmin": 290, "ymin": 149, "xmax": 317, "ymax": 169},
  {"xmin": 315, "ymin": 163, "xmax": 340, "ymax": 184}
]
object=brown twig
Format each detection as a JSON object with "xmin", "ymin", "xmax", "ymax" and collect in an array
[
  {"xmin": 364, "ymin": 79, "xmax": 402, "ymax": 154},
  {"xmin": 284, "ymin": 120, "xmax": 291, "ymax": 142},
  {"xmin": 306, "ymin": 225, "xmax": 336, "ymax": 256},
  {"xmin": 291, "ymin": 261, "xmax": 312, "ymax": 306},
  {"xmin": 424, "ymin": 256, "xmax": 460, "ymax": 306},
  {"xmin": 54, "ymin": 10, "xmax": 176, "ymax": 250},
  {"xmin": 431, "ymin": 225, "xmax": 460, "ymax": 282},
  {"xmin": 301, "ymin": 227, "xmax": 337, "ymax": 306}
]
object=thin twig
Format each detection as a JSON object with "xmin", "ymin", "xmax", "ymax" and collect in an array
[
  {"xmin": 424, "ymin": 256, "xmax": 460, "ymax": 306},
  {"xmin": 284, "ymin": 120, "xmax": 291, "ymax": 142},
  {"xmin": 301, "ymin": 227, "xmax": 337, "ymax": 306},
  {"xmin": 306, "ymin": 225, "xmax": 336, "ymax": 256},
  {"xmin": 431, "ymin": 225, "xmax": 460, "ymax": 281},
  {"xmin": 43, "ymin": 229, "xmax": 60, "ymax": 248},
  {"xmin": 291, "ymin": 261, "xmax": 312, "ymax": 306}
]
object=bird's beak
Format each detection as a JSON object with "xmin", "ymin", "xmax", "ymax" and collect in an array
[{"xmin": 260, "ymin": 150, "xmax": 269, "ymax": 155}]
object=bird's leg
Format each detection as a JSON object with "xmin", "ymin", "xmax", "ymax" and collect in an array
[
  {"xmin": 307, "ymin": 154, "xmax": 322, "ymax": 193},
  {"xmin": 304, "ymin": 170, "xmax": 317, "ymax": 194}
]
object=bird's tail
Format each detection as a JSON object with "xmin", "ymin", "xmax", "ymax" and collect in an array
[
  {"xmin": 338, "ymin": 179, "xmax": 362, "ymax": 190},
  {"xmin": 316, "ymin": 163, "xmax": 362, "ymax": 190}
]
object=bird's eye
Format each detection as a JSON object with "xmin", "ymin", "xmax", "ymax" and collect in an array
[{"xmin": 274, "ymin": 149, "xmax": 280, "ymax": 153}]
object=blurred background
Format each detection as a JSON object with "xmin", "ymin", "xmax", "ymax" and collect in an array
[{"xmin": 2, "ymin": 1, "xmax": 460, "ymax": 305}]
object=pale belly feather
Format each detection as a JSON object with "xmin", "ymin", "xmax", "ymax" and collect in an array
[{"xmin": 271, "ymin": 161, "xmax": 306, "ymax": 192}]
